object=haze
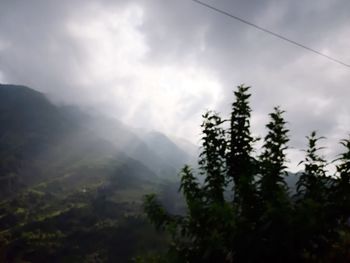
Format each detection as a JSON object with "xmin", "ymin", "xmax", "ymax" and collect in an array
[{"xmin": 1, "ymin": 0, "xmax": 350, "ymax": 171}]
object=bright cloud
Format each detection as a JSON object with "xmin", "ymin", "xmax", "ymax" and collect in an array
[
  {"xmin": 0, "ymin": 0, "xmax": 349, "ymax": 171},
  {"xmin": 62, "ymin": 3, "xmax": 223, "ymax": 142}
]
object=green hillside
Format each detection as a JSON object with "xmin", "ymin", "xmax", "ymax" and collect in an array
[{"xmin": 0, "ymin": 84, "xmax": 186, "ymax": 262}]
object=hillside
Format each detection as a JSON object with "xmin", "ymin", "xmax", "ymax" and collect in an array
[
  {"xmin": 0, "ymin": 84, "xmax": 190, "ymax": 262},
  {"xmin": 0, "ymin": 85, "xmax": 160, "ymax": 195}
]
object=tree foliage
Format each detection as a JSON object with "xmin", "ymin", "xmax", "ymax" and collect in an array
[{"xmin": 144, "ymin": 85, "xmax": 350, "ymax": 263}]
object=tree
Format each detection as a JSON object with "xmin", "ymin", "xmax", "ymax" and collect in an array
[
  {"xmin": 259, "ymin": 106, "xmax": 289, "ymax": 200},
  {"xmin": 199, "ymin": 111, "xmax": 227, "ymax": 204},
  {"xmin": 227, "ymin": 85, "xmax": 257, "ymax": 213},
  {"xmin": 257, "ymin": 106, "xmax": 292, "ymax": 262},
  {"xmin": 296, "ymin": 131, "xmax": 327, "ymax": 200},
  {"xmin": 144, "ymin": 112, "xmax": 234, "ymax": 262},
  {"xmin": 143, "ymin": 85, "xmax": 350, "ymax": 263},
  {"xmin": 225, "ymin": 85, "xmax": 259, "ymax": 262},
  {"xmin": 294, "ymin": 131, "xmax": 330, "ymax": 261},
  {"xmin": 333, "ymin": 136, "xmax": 350, "ymax": 222}
]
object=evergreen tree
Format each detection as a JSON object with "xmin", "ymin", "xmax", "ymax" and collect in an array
[
  {"xmin": 334, "ymin": 136, "xmax": 350, "ymax": 222},
  {"xmin": 296, "ymin": 131, "xmax": 327, "ymax": 200},
  {"xmin": 258, "ymin": 106, "xmax": 292, "ymax": 262},
  {"xmin": 199, "ymin": 111, "xmax": 227, "ymax": 204},
  {"xmin": 227, "ymin": 85, "xmax": 257, "ymax": 211},
  {"xmin": 323, "ymin": 137, "xmax": 350, "ymax": 262},
  {"xmin": 259, "ymin": 106, "xmax": 289, "ymax": 200},
  {"xmin": 144, "ymin": 111, "xmax": 233, "ymax": 262},
  {"xmin": 227, "ymin": 85, "xmax": 259, "ymax": 263},
  {"xmin": 294, "ymin": 131, "xmax": 330, "ymax": 261},
  {"xmin": 143, "ymin": 85, "xmax": 350, "ymax": 263}
]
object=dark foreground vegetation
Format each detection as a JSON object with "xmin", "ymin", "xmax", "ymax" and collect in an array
[{"xmin": 144, "ymin": 85, "xmax": 350, "ymax": 263}]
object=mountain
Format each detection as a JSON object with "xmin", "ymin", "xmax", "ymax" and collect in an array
[
  {"xmin": 72, "ymin": 112, "xmax": 184, "ymax": 178},
  {"xmin": 142, "ymin": 131, "xmax": 193, "ymax": 169},
  {"xmin": 170, "ymin": 135, "xmax": 199, "ymax": 165},
  {"xmin": 0, "ymin": 84, "xmax": 194, "ymax": 262},
  {"xmin": 0, "ymin": 84, "xmax": 73, "ymax": 193},
  {"xmin": 0, "ymin": 84, "xmax": 156, "ymax": 196},
  {"xmin": 0, "ymin": 84, "xmax": 196, "ymax": 195}
]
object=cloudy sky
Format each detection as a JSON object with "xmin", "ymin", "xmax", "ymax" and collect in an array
[{"xmin": 0, "ymin": 0, "xmax": 349, "ymax": 171}]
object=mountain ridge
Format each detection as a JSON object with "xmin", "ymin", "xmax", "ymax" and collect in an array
[{"xmin": 0, "ymin": 84, "xmax": 195, "ymax": 197}]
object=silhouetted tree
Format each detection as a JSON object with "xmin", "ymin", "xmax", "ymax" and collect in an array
[
  {"xmin": 293, "ymin": 131, "xmax": 331, "ymax": 261},
  {"xmin": 259, "ymin": 106, "xmax": 289, "ymax": 200},
  {"xmin": 199, "ymin": 111, "xmax": 227, "ymax": 204},
  {"xmin": 296, "ymin": 131, "xmax": 327, "ymax": 200},
  {"xmin": 144, "ymin": 111, "xmax": 234, "ymax": 262},
  {"xmin": 225, "ymin": 85, "xmax": 259, "ymax": 262},
  {"xmin": 143, "ymin": 85, "xmax": 350, "ymax": 263},
  {"xmin": 227, "ymin": 85, "xmax": 257, "ymax": 212},
  {"xmin": 257, "ymin": 106, "xmax": 292, "ymax": 262},
  {"xmin": 334, "ymin": 136, "xmax": 350, "ymax": 222}
]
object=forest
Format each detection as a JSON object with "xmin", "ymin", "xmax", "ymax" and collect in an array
[{"xmin": 143, "ymin": 85, "xmax": 350, "ymax": 263}]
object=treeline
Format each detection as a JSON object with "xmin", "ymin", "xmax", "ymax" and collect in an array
[{"xmin": 142, "ymin": 85, "xmax": 350, "ymax": 262}]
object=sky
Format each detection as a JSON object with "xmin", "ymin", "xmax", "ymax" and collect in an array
[{"xmin": 0, "ymin": 0, "xmax": 350, "ymax": 171}]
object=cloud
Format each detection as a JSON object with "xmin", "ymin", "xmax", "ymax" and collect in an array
[
  {"xmin": 0, "ymin": 0, "xmax": 223, "ymax": 143},
  {"xmin": 0, "ymin": 0, "xmax": 349, "ymax": 170}
]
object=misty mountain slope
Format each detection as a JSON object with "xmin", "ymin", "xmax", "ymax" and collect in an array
[
  {"xmin": 170, "ymin": 136, "xmax": 199, "ymax": 162},
  {"xmin": 142, "ymin": 131, "xmax": 193, "ymax": 169},
  {"xmin": 0, "ymin": 85, "xmax": 182, "ymax": 262},
  {"xmin": 66, "ymin": 108, "xmax": 196, "ymax": 178},
  {"xmin": 0, "ymin": 84, "xmax": 159, "ymax": 196},
  {"xmin": 0, "ymin": 84, "xmax": 71, "ymax": 156},
  {"xmin": 0, "ymin": 84, "xmax": 77, "ymax": 191}
]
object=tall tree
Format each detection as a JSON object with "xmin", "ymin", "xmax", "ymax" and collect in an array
[
  {"xmin": 226, "ymin": 85, "xmax": 259, "ymax": 263},
  {"xmin": 258, "ymin": 106, "xmax": 291, "ymax": 262},
  {"xmin": 296, "ymin": 131, "xmax": 327, "ymax": 200},
  {"xmin": 143, "ymin": 86, "xmax": 350, "ymax": 263},
  {"xmin": 227, "ymin": 85, "xmax": 256, "ymax": 211},
  {"xmin": 294, "ymin": 131, "xmax": 329, "ymax": 261},
  {"xmin": 199, "ymin": 111, "xmax": 227, "ymax": 203},
  {"xmin": 144, "ymin": 111, "xmax": 233, "ymax": 262},
  {"xmin": 259, "ymin": 106, "xmax": 289, "ymax": 200},
  {"xmin": 334, "ymin": 136, "xmax": 350, "ymax": 222}
]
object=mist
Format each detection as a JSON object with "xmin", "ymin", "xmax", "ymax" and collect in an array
[
  {"xmin": 1, "ymin": 1, "xmax": 350, "ymax": 261},
  {"xmin": 1, "ymin": 0, "xmax": 350, "ymax": 172}
]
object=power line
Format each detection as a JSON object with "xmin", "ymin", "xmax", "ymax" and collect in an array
[{"xmin": 190, "ymin": 0, "xmax": 350, "ymax": 68}]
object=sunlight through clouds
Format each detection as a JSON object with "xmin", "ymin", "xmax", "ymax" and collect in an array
[
  {"xmin": 0, "ymin": 0, "xmax": 349, "ymax": 167},
  {"xmin": 64, "ymin": 3, "xmax": 223, "ymax": 142}
]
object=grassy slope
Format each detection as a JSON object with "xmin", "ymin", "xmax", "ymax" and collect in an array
[
  {"xmin": 0, "ymin": 158, "xmax": 169, "ymax": 262},
  {"xmin": 0, "ymin": 84, "xmax": 188, "ymax": 262}
]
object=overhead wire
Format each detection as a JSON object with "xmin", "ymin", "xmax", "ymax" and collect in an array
[{"xmin": 190, "ymin": 0, "xmax": 350, "ymax": 68}]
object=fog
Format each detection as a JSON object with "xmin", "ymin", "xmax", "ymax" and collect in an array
[{"xmin": 1, "ymin": 0, "xmax": 350, "ymax": 171}]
